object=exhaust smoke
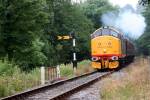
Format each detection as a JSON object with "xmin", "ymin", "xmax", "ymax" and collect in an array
[{"xmin": 101, "ymin": 1, "xmax": 146, "ymax": 38}]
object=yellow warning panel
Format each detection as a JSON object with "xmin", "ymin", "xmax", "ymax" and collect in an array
[{"xmin": 91, "ymin": 36, "xmax": 121, "ymax": 56}]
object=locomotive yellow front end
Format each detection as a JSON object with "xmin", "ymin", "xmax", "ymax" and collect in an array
[{"xmin": 91, "ymin": 27, "xmax": 122, "ymax": 69}]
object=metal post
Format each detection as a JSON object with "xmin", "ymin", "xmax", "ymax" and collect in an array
[{"xmin": 41, "ymin": 66, "xmax": 45, "ymax": 85}]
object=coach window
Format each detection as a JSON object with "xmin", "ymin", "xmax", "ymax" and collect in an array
[{"xmin": 102, "ymin": 29, "xmax": 110, "ymax": 35}]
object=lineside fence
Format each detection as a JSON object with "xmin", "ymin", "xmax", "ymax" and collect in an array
[{"xmin": 41, "ymin": 65, "xmax": 61, "ymax": 85}]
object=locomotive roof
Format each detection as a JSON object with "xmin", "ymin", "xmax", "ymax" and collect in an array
[
  {"xmin": 91, "ymin": 26, "xmax": 122, "ymax": 36},
  {"xmin": 98, "ymin": 26, "xmax": 120, "ymax": 33},
  {"xmin": 91, "ymin": 26, "xmax": 132, "ymax": 39},
  {"xmin": 91, "ymin": 26, "xmax": 135, "ymax": 46}
]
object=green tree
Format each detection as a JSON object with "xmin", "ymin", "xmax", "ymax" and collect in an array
[
  {"xmin": 0, "ymin": 0, "xmax": 49, "ymax": 69},
  {"xmin": 46, "ymin": 0, "xmax": 94, "ymax": 64},
  {"xmin": 0, "ymin": 0, "xmax": 95, "ymax": 70},
  {"xmin": 138, "ymin": 5, "xmax": 150, "ymax": 55},
  {"xmin": 83, "ymin": 0, "xmax": 117, "ymax": 29}
]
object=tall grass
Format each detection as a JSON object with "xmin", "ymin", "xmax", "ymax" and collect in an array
[
  {"xmin": 0, "ymin": 60, "xmax": 40, "ymax": 98},
  {"xmin": 0, "ymin": 60, "xmax": 93, "ymax": 98},
  {"xmin": 101, "ymin": 57, "xmax": 150, "ymax": 100},
  {"xmin": 60, "ymin": 60, "xmax": 93, "ymax": 78},
  {"xmin": 60, "ymin": 64, "xmax": 74, "ymax": 78}
]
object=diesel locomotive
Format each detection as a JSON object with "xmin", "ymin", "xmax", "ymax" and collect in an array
[{"xmin": 91, "ymin": 26, "xmax": 135, "ymax": 69}]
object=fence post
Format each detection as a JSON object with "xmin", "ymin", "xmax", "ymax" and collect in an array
[
  {"xmin": 41, "ymin": 66, "xmax": 45, "ymax": 85},
  {"xmin": 57, "ymin": 65, "xmax": 60, "ymax": 78}
]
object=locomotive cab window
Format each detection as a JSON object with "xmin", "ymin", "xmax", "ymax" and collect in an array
[
  {"xmin": 101, "ymin": 29, "xmax": 110, "ymax": 35},
  {"xmin": 110, "ymin": 30, "xmax": 118, "ymax": 37},
  {"xmin": 91, "ymin": 29, "xmax": 102, "ymax": 39},
  {"xmin": 95, "ymin": 29, "xmax": 102, "ymax": 36}
]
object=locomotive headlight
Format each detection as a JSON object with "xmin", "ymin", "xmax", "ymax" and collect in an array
[
  {"xmin": 91, "ymin": 57, "xmax": 99, "ymax": 61},
  {"xmin": 103, "ymin": 49, "xmax": 107, "ymax": 53},
  {"xmin": 111, "ymin": 56, "xmax": 118, "ymax": 60}
]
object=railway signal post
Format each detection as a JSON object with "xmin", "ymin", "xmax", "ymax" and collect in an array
[
  {"xmin": 71, "ymin": 31, "xmax": 77, "ymax": 75},
  {"xmin": 57, "ymin": 31, "xmax": 77, "ymax": 75}
]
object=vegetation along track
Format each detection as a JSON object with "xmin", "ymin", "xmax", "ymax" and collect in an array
[{"xmin": 1, "ymin": 71, "xmax": 114, "ymax": 100}]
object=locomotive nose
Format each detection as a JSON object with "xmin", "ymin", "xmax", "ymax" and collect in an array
[{"xmin": 103, "ymin": 49, "xmax": 107, "ymax": 53}]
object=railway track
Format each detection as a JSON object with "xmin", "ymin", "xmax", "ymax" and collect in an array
[{"xmin": 1, "ymin": 71, "xmax": 114, "ymax": 100}]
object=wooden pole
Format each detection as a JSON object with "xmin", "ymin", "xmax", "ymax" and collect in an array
[{"xmin": 57, "ymin": 65, "xmax": 60, "ymax": 78}]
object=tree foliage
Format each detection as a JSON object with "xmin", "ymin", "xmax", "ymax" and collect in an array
[
  {"xmin": 82, "ymin": 0, "xmax": 117, "ymax": 29},
  {"xmin": 0, "ymin": 0, "xmax": 117, "ymax": 70},
  {"xmin": 45, "ymin": 0, "xmax": 94, "ymax": 66},
  {"xmin": 137, "ymin": 5, "xmax": 150, "ymax": 55},
  {"xmin": 0, "ymin": 0, "xmax": 49, "ymax": 69}
]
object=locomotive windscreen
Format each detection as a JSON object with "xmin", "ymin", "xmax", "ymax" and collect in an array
[{"xmin": 91, "ymin": 27, "xmax": 120, "ymax": 39}]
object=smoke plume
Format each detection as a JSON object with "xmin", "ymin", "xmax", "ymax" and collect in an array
[{"xmin": 101, "ymin": 5, "xmax": 146, "ymax": 38}]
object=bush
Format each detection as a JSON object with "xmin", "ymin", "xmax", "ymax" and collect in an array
[{"xmin": 0, "ymin": 60, "xmax": 18, "ymax": 76}]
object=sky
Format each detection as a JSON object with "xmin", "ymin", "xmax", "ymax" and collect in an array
[
  {"xmin": 72, "ymin": 0, "xmax": 86, "ymax": 3},
  {"xmin": 73, "ymin": 0, "xmax": 139, "ymax": 9},
  {"xmin": 108, "ymin": 0, "xmax": 139, "ymax": 9}
]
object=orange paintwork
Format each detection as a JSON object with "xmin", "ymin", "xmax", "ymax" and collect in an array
[
  {"xmin": 91, "ymin": 35, "xmax": 121, "ymax": 69},
  {"xmin": 92, "ymin": 62, "xmax": 101, "ymax": 69},
  {"xmin": 91, "ymin": 36, "xmax": 121, "ymax": 56}
]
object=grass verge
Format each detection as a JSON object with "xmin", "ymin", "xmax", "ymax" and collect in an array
[
  {"xmin": 60, "ymin": 60, "xmax": 93, "ymax": 78},
  {"xmin": 0, "ymin": 60, "xmax": 40, "ymax": 98},
  {"xmin": 101, "ymin": 57, "xmax": 150, "ymax": 100},
  {"xmin": 0, "ymin": 60, "xmax": 93, "ymax": 98}
]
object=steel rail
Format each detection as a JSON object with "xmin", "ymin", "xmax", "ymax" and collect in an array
[
  {"xmin": 1, "ymin": 71, "xmax": 114, "ymax": 100},
  {"xmin": 50, "ymin": 71, "xmax": 114, "ymax": 100}
]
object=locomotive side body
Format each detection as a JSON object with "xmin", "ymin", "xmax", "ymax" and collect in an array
[{"xmin": 91, "ymin": 26, "xmax": 135, "ymax": 70}]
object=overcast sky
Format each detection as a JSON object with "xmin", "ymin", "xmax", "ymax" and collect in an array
[
  {"xmin": 73, "ymin": 0, "xmax": 139, "ymax": 9},
  {"xmin": 109, "ymin": 0, "xmax": 139, "ymax": 9},
  {"xmin": 72, "ymin": 0, "xmax": 86, "ymax": 3}
]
